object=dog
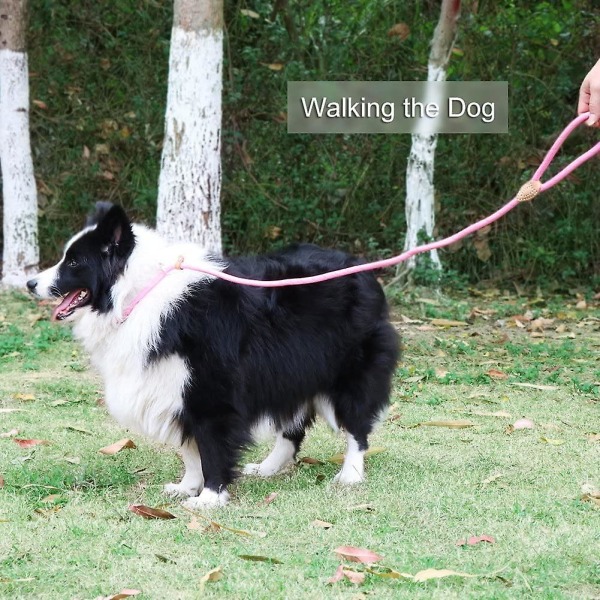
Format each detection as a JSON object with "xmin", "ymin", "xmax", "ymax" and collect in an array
[{"xmin": 26, "ymin": 204, "xmax": 399, "ymax": 508}]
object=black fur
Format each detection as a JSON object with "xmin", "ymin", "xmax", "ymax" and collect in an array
[{"xmin": 152, "ymin": 244, "xmax": 399, "ymax": 494}]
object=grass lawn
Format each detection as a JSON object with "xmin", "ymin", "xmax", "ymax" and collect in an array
[{"xmin": 1, "ymin": 288, "xmax": 599, "ymax": 599}]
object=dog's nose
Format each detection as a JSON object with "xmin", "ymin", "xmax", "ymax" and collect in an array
[{"xmin": 26, "ymin": 279, "xmax": 38, "ymax": 293}]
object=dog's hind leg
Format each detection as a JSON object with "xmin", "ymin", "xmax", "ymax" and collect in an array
[
  {"xmin": 243, "ymin": 430, "xmax": 301, "ymax": 477},
  {"xmin": 164, "ymin": 439, "xmax": 204, "ymax": 498}
]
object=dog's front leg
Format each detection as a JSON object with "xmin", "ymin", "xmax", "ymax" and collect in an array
[
  {"xmin": 182, "ymin": 416, "xmax": 243, "ymax": 509},
  {"xmin": 164, "ymin": 439, "xmax": 204, "ymax": 498}
]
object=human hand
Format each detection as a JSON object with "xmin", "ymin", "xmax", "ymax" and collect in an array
[{"xmin": 578, "ymin": 59, "xmax": 600, "ymax": 126}]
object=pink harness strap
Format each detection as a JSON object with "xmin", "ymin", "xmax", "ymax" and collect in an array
[{"xmin": 121, "ymin": 112, "xmax": 600, "ymax": 322}]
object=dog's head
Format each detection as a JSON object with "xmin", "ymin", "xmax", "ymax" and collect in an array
[{"xmin": 27, "ymin": 204, "xmax": 135, "ymax": 321}]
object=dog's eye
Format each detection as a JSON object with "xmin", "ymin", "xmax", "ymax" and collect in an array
[{"xmin": 67, "ymin": 258, "xmax": 78, "ymax": 268}]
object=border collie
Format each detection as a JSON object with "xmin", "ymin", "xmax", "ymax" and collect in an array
[{"xmin": 27, "ymin": 204, "xmax": 399, "ymax": 508}]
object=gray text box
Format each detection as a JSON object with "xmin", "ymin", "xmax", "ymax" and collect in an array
[{"xmin": 287, "ymin": 81, "xmax": 508, "ymax": 134}]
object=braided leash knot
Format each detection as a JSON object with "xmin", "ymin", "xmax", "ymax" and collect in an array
[{"xmin": 515, "ymin": 180, "xmax": 542, "ymax": 202}]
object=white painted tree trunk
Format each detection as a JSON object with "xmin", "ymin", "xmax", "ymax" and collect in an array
[
  {"xmin": 157, "ymin": 10, "xmax": 223, "ymax": 254},
  {"xmin": 401, "ymin": 0, "xmax": 461, "ymax": 278},
  {"xmin": 0, "ymin": 47, "xmax": 39, "ymax": 287}
]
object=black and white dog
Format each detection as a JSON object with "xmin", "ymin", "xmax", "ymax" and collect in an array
[{"xmin": 27, "ymin": 204, "xmax": 399, "ymax": 508}]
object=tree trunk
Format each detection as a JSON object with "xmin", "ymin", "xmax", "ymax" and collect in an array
[
  {"xmin": 0, "ymin": 0, "xmax": 39, "ymax": 287},
  {"xmin": 400, "ymin": 0, "xmax": 461, "ymax": 280},
  {"xmin": 156, "ymin": 0, "xmax": 223, "ymax": 253}
]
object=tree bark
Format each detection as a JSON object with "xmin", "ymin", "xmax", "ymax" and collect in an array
[
  {"xmin": 156, "ymin": 0, "xmax": 223, "ymax": 253},
  {"xmin": 400, "ymin": 0, "xmax": 461, "ymax": 280},
  {"xmin": 0, "ymin": 0, "xmax": 39, "ymax": 287}
]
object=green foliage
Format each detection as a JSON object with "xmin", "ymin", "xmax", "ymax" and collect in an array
[{"xmin": 15, "ymin": 0, "xmax": 600, "ymax": 284}]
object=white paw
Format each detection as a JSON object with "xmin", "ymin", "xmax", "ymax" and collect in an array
[
  {"xmin": 243, "ymin": 462, "xmax": 286, "ymax": 477},
  {"xmin": 163, "ymin": 482, "xmax": 200, "ymax": 498},
  {"xmin": 333, "ymin": 468, "xmax": 365, "ymax": 486},
  {"xmin": 182, "ymin": 488, "xmax": 230, "ymax": 509}
]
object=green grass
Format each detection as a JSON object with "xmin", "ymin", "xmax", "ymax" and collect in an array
[{"xmin": 1, "ymin": 290, "xmax": 599, "ymax": 599}]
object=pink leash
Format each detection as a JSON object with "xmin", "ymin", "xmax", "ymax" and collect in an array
[{"xmin": 121, "ymin": 112, "xmax": 600, "ymax": 321}]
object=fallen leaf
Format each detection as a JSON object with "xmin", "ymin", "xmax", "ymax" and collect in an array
[
  {"xmin": 185, "ymin": 512, "xmax": 265, "ymax": 538},
  {"xmin": 387, "ymin": 22, "xmax": 410, "ymax": 40},
  {"xmin": 0, "ymin": 429, "xmax": 19, "ymax": 438},
  {"xmin": 457, "ymin": 535, "xmax": 496, "ymax": 546},
  {"xmin": 327, "ymin": 565, "xmax": 366, "ymax": 585},
  {"xmin": 430, "ymin": 318, "xmax": 467, "ymax": 327},
  {"xmin": 312, "ymin": 519, "xmax": 333, "ymax": 529},
  {"xmin": 200, "ymin": 566, "xmax": 223, "ymax": 586},
  {"xmin": 512, "ymin": 418, "xmax": 535, "ymax": 430},
  {"xmin": 155, "ymin": 554, "xmax": 176, "ymax": 564},
  {"xmin": 260, "ymin": 492, "xmax": 278, "ymax": 506},
  {"xmin": 12, "ymin": 393, "xmax": 35, "ymax": 401},
  {"xmin": 346, "ymin": 504, "xmax": 375, "ymax": 512},
  {"xmin": 13, "ymin": 438, "xmax": 49, "ymax": 448},
  {"xmin": 34, "ymin": 505, "xmax": 62, "ymax": 517},
  {"xmin": 334, "ymin": 546, "xmax": 383, "ymax": 564},
  {"xmin": 129, "ymin": 504, "xmax": 176, "ymax": 520},
  {"xmin": 587, "ymin": 433, "xmax": 600, "ymax": 443},
  {"xmin": 239, "ymin": 554, "xmax": 283, "ymax": 564},
  {"xmin": 434, "ymin": 368, "xmax": 449, "ymax": 378},
  {"xmin": 366, "ymin": 566, "xmax": 412, "ymax": 579},
  {"xmin": 487, "ymin": 369, "xmax": 508, "ymax": 380},
  {"xmin": 403, "ymin": 375, "xmax": 425, "ymax": 383},
  {"xmin": 539, "ymin": 437, "xmax": 564, "ymax": 446},
  {"xmin": 299, "ymin": 456, "xmax": 324, "ymax": 465},
  {"xmin": 575, "ymin": 299, "xmax": 587, "ymax": 310},
  {"xmin": 419, "ymin": 420, "xmax": 474, "ymax": 429},
  {"xmin": 64, "ymin": 456, "xmax": 81, "ymax": 464},
  {"xmin": 105, "ymin": 590, "xmax": 141, "ymax": 600},
  {"xmin": 465, "ymin": 410, "xmax": 511, "ymax": 418},
  {"xmin": 99, "ymin": 438, "xmax": 136, "ymax": 455},
  {"xmin": 66, "ymin": 425, "xmax": 93, "ymax": 435},
  {"xmin": 240, "ymin": 8, "xmax": 260, "ymax": 18},
  {"xmin": 328, "ymin": 447, "xmax": 386, "ymax": 465},
  {"xmin": 510, "ymin": 383, "xmax": 558, "ymax": 391},
  {"xmin": 50, "ymin": 400, "xmax": 69, "ymax": 407},
  {"xmin": 0, "ymin": 475, "xmax": 4, "ymax": 488},
  {"xmin": 413, "ymin": 568, "xmax": 476, "ymax": 582},
  {"xmin": 32, "ymin": 99, "xmax": 47, "ymax": 110},
  {"xmin": 40, "ymin": 494, "xmax": 62, "ymax": 503},
  {"xmin": 261, "ymin": 62, "xmax": 284, "ymax": 71}
]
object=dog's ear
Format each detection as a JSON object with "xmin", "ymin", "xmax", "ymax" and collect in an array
[
  {"xmin": 95, "ymin": 205, "xmax": 134, "ymax": 257},
  {"xmin": 86, "ymin": 201, "xmax": 114, "ymax": 227}
]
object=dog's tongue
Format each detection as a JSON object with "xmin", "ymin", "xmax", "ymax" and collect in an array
[{"xmin": 52, "ymin": 290, "xmax": 82, "ymax": 321}]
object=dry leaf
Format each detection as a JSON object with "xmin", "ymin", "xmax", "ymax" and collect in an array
[
  {"xmin": 41, "ymin": 494, "xmax": 62, "ymax": 503},
  {"xmin": 200, "ymin": 566, "xmax": 223, "ymax": 586},
  {"xmin": 240, "ymin": 8, "xmax": 259, "ymax": 18},
  {"xmin": 512, "ymin": 418, "xmax": 535, "ymax": 430},
  {"xmin": 12, "ymin": 393, "xmax": 35, "ymax": 401},
  {"xmin": 238, "ymin": 554, "xmax": 283, "ymax": 564},
  {"xmin": 387, "ymin": 22, "xmax": 410, "ymax": 40},
  {"xmin": 430, "ymin": 318, "xmax": 467, "ymax": 327},
  {"xmin": 366, "ymin": 566, "xmax": 411, "ymax": 579},
  {"xmin": 65, "ymin": 425, "xmax": 93, "ymax": 435},
  {"xmin": 413, "ymin": 568, "xmax": 475, "ymax": 582},
  {"xmin": 328, "ymin": 447, "xmax": 386, "ymax": 464},
  {"xmin": 105, "ymin": 590, "xmax": 141, "ymax": 600},
  {"xmin": 457, "ymin": 535, "xmax": 496, "ymax": 546},
  {"xmin": 487, "ymin": 369, "xmax": 508, "ymax": 380},
  {"xmin": 539, "ymin": 437, "xmax": 564, "ymax": 446},
  {"xmin": 334, "ymin": 546, "xmax": 383, "ymax": 564},
  {"xmin": 341, "ymin": 569, "xmax": 365, "ymax": 585},
  {"xmin": 260, "ymin": 492, "xmax": 278, "ymax": 506},
  {"xmin": 129, "ymin": 504, "xmax": 176, "ymax": 520},
  {"xmin": 510, "ymin": 383, "xmax": 558, "ymax": 391},
  {"xmin": 312, "ymin": 519, "xmax": 333, "ymax": 529},
  {"xmin": 261, "ymin": 62, "xmax": 284, "ymax": 71},
  {"xmin": 328, "ymin": 564, "xmax": 345, "ymax": 584},
  {"xmin": 299, "ymin": 456, "xmax": 324, "ymax": 465},
  {"xmin": 481, "ymin": 473, "xmax": 504, "ymax": 485},
  {"xmin": 0, "ymin": 428, "xmax": 19, "ymax": 438},
  {"xmin": 186, "ymin": 512, "xmax": 264, "ymax": 538},
  {"xmin": 419, "ymin": 420, "xmax": 474, "ymax": 429},
  {"xmin": 587, "ymin": 433, "xmax": 600, "ymax": 443},
  {"xmin": 99, "ymin": 438, "xmax": 136, "ymax": 455},
  {"xmin": 0, "ymin": 475, "xmax": 4, "ymax": 488},
  {"xmin": 32, "ymin": 99, "xmax": 48, "ymax": 110},
  {"xmin": 14, "ymin": 438, "xmax": 49, "ymax": 448}
]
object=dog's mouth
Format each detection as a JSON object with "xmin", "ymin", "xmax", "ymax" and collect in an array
[{"xmin": 52, "ymin": 289, "xmax": 91, "ymax": 321}]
